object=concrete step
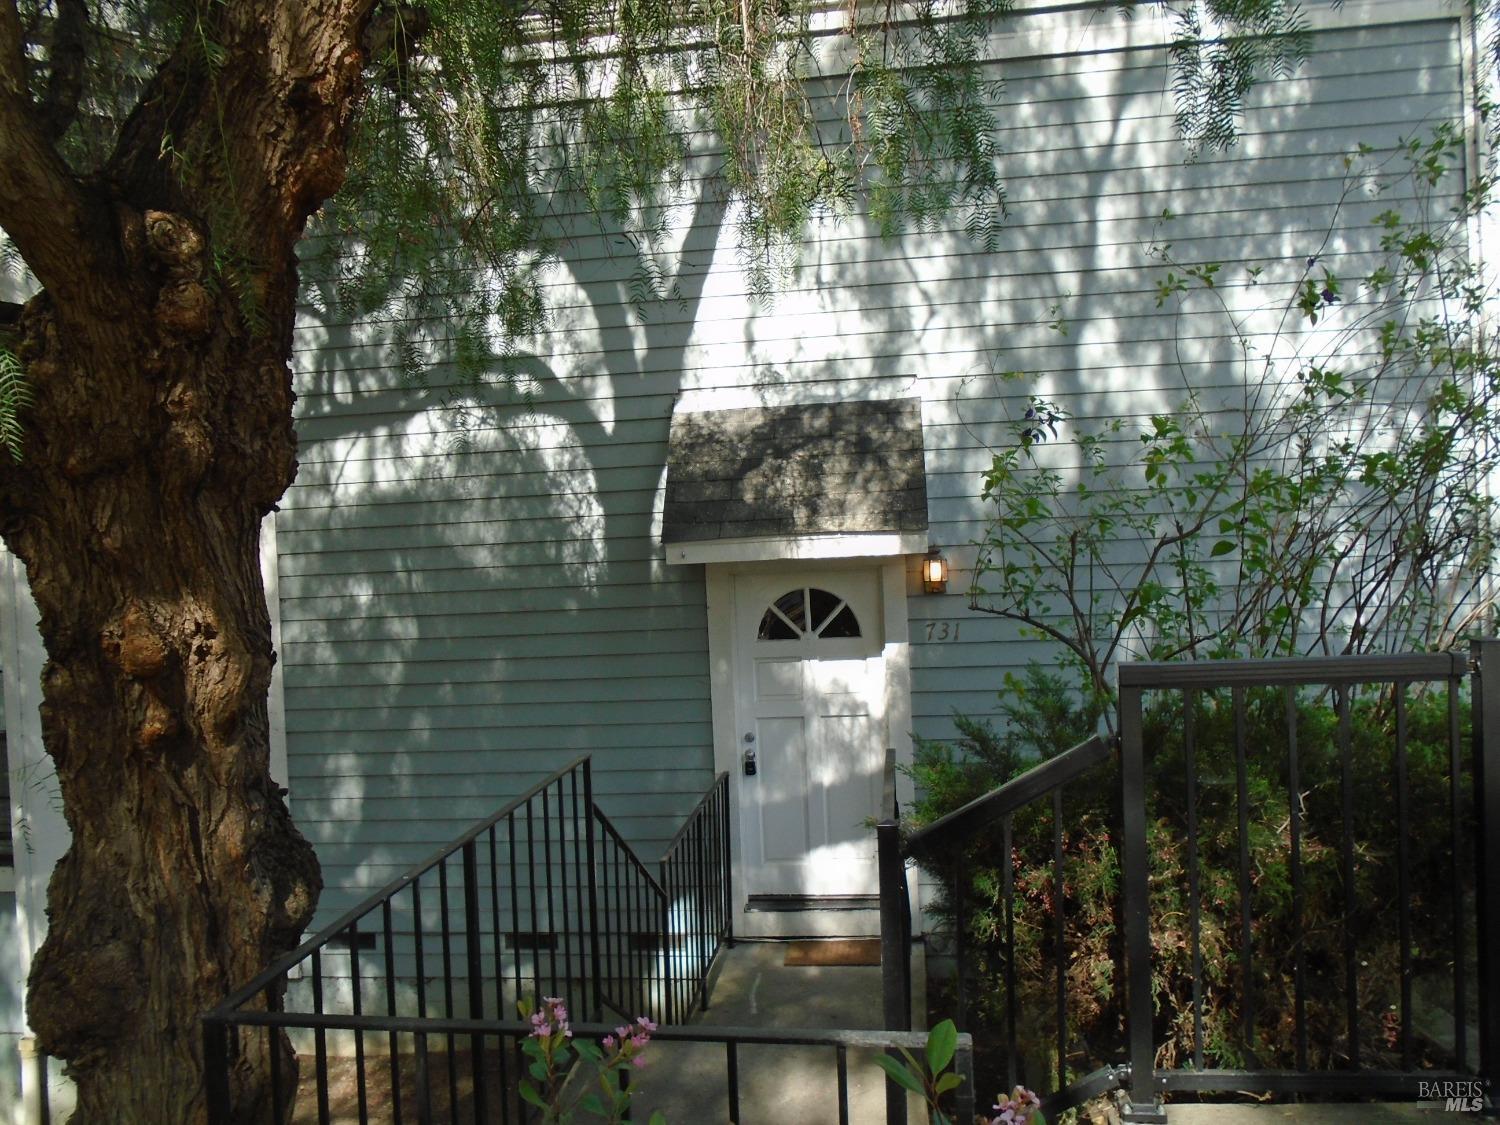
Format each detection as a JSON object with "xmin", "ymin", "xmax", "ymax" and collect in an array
[{"xmin": 735, "ymin": 907, "xmax": 881, "ymax": 939}]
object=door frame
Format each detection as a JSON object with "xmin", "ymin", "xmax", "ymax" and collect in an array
[{"xmin": 705, "ymin": 555, "xmax": 917, "ymax": 930}]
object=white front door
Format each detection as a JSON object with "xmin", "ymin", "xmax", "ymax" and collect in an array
[{"xmin": 732, "ymin": 568, "xmax": 886, "ymax": 900}]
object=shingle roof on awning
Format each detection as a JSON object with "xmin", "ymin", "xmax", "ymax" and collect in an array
[{"xmin": 661, "ymin": 397, "xmax": 929, "ymax": 545}]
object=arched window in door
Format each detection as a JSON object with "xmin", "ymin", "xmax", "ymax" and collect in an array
[{"xmin": 756, "ymin": 587, "xmax": 861, "ymax": 641}]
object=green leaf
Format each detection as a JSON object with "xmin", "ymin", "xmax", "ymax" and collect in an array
[
  {"xmin": 925, "ymin": 1019, "xmax": 958, "ymax": 1073},
  {"xmin": 574, "ymin": 1039, "xmax": 603, "ymax": 1063},
  {"xmin": 0, "ymin": 346, "xmax": 30, "ymax": 463},
  {"xmin": 519, "ymin": 1080, "xmax": 547, "ymax": 1109},
  {"xmin": 649, "ymin": 1113, "xmax": 668, "ymax": 1125},
  {"xmin": 874, "ymin": 1055, "xmax": 925, "ymax": 1094},
  {"xmin": 934, "ymin": 1071, "xmax": 964, "ymax": 1093},
  {"xmin": 580, "ymin": 1093, "xmax": 607, "ymax": 1115},
  {"xmin": 1210, "ymin": 540, "xmax": 1236, "ymax": 557}
]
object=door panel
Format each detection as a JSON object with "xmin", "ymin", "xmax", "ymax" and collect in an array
[
  {"xmin": 757, "ymin": 715, "xmax": 811, "ymax": 863},
  {"xmin": 817, "ymin": 713, "xmax": 880, "ymax": 849},
  {"xmin": 755, "ymin": 659, "xmax": 802, "ymax": 700}
]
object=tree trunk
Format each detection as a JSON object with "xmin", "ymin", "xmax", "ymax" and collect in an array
[
  {"xmin": 0, "ymin": 0, "xmax": 377, "ymax": 1118},
  {"xmin": 7, "ymin": 224, "xmax": 321, "ymax": 1123}
]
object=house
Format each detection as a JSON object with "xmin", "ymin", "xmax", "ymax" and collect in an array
[{"xmin": 0, "ymin": 0, "xmax": 1487, "ymax": 1113}]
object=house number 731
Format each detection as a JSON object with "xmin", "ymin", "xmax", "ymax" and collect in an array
[{"xmin": 925, "ymin": 621, "xmax": 961, "ymax": 642}]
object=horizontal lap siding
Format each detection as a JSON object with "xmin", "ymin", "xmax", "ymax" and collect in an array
[
  {"xmin": 279, "ymin": 10, "xmax": 1464, "ymax": 924},
  {"xmin": 907, "ymin": 21, "xmax": 1464, "ymax": 739},
  {"xmin": 286, "ymin": 270, "xmax": 715, "ymax": 919}
]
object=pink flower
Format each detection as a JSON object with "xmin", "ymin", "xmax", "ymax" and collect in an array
[
  {"xmin": 529, "ymin": 997, "xmax": 572, "ymax": 1039},
  {"xmin": 984, "ymin": 1086, "xmax": 1041, "ymax": 1125}
]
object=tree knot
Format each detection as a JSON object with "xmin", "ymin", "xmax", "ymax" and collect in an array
[
  {"xmin": 144, "ymin": 211, "xmax": 213, "ymax": 338},
  {"xmin": 164, "ymin": 381, "xmax": 214, "ymax": 480},
  {"xmin": 143, "ymin": 212, "xmax": 206, "ymax": 277},
  {"xmin": 101, "ymin": 602, "xmax": 170, "ymax": 680}
]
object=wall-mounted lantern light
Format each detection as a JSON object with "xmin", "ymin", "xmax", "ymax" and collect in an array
[{"xmin": 922, "ymin": 547, "xmax": 949, "ymax": 595}]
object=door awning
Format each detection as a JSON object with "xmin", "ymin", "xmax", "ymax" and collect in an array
[{"xmin": 662, "ymin": 397, "xmax": 929, "ymax": 565}]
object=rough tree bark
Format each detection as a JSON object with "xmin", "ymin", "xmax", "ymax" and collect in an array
[{"xmin": 0, "ymin": 0, "xmax": 377, "ymax": 1119}]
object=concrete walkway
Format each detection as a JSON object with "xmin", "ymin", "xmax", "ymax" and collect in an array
[
  {"xmin": 625, "ymin": 940, "xmax": 917, "ymax": 1125},
  {"xmin": 622, "ymin": 942, "xmax": 1480, "ymax": 1125}
]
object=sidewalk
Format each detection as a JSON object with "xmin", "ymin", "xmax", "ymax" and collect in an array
[{"xmin": 1167, "ymin": 1107, "xmax": 1459, "ymax": 1123}]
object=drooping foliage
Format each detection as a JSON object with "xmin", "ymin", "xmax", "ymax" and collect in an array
[
  {"xmin": 0, "ymin": 343, "xmax": 30, "ymax": 461},
  {"xmin": 5, "ymin": 0, "xmax": 1319, "ymax": 403},
  {"xmin": 1169, "ymin": 0, "xmax": 1310, "ymax": 155},
  {"xmin": 298, "ymin": 0, "xmax": 1317, "ymax": 389},
  {"xmin": 314, "ymin": 0, "xmax": 1028, "ymax": 385}
]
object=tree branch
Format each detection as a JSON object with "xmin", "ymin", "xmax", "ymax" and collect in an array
[
  {"xmin": 0, "ymin": 0, "xmax": 114, "ymax": 308},
  {"xmin": 106, "ymin": 0, "xmax": 379, "ymax": 280},
  {"xmin": 0, "ymin": 0, "xmax": 26, "ymax": 101},
  {"xmin": 39, "ymin": 0, "xmax": 88, "ymax": 141}
]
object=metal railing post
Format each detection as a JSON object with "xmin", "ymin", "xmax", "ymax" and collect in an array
[
  {"xmin": 877, "ymin": 817, "xmax": 910, "ymax": 1125},
  {"xmin": 953, "ymin": 1033, "xmax": 976, "ymax": 1125},
  {"xmin": 202, "ymin": 1018, "xmax": 232, "ymax": 1124},
  {"xmin": 696, "ymin": 810, "xmax": 709, "ymax": 1013},
  {"xmin": 661, "ymin": 863, "xmax": 676, "ymax": 1025},
  {"xmin": 584, "ymin": 761, "xmax": 604, "ymax": 1024},
  {"xmin": 878, "ymin": 819, "xmax": 910, "ymax": 1033},
  {"xmin": 1472, "ymin": 640, "xmax": 1500, "ymax": 1106},
  {"xmin": 462, "ymin": 839, "xmax": 488, "ymax": 1121},
  {"xmin": 1119, "ymin": 686, "xmax": 1166, "ymax": 1123},
  {"xmin": 721, "ymin": 773, "xmax": 735, "ymax": 947}
]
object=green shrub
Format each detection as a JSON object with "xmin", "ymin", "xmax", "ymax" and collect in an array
[{"xmin": 908, "ymin": 667, "xmax": 1476, "ymax": 1095}]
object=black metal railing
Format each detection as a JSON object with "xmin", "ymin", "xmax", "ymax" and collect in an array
[
  {"xmin": 658, "ymin": 770, "xmax": 732, "ymax": 1023},
  {"xmin": 206, "ymin": 1009, "xmax": 973, "ymax": 1124},
  {"xmin": 878, "ymin": 733, "xmax": 1113, "ymax": 1120},
  {"xmin": 880, "ymin": 646, "xmax": 1500, "ymax": 1121},
  {"xmin": 591, "ymin": 805, "xmax": 669, "ymax": 1022},
  {"xmin": 204, "ymin": 757, "xmax": 732, "ymax": 1122},
  {"xmin": 878, "ymin": 747, "xmax": 912, "ymax": 1039},
  {"xmin": 1116, "ymin": 646, "xmax": 1499, "ymax": 1121}
]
